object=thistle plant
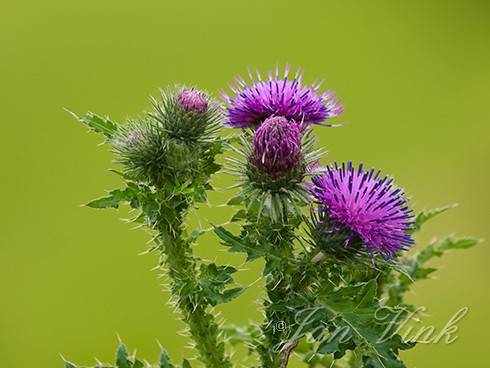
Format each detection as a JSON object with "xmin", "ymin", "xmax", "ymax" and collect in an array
[{"xmin": 66, "ymin": 68, "xmax": 478, "ymax": 368}]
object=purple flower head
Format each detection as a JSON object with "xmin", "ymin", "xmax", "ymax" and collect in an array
[
  {"xmin": 311, "ymin": 162, "xmax": 414, "ymax": 257},
  {"xmin": 222, "ymin": 66, "xmax": 343, "ymax": 128},
  {"xmin": 177, "ymin": 88, "xmax": 208, "ymax": 113},
  {"xmin": 252, "ymin": 116, "xmax": 302, "ymax": 176}
]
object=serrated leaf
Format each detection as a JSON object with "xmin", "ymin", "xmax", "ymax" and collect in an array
[
  {"xmin": 411, "ymin": 204, "xmax": 456, "ymax": 232},
  {"xmin": 214, "ymin": 226, "xmax": 280, "ymax": 262},
  {"xmin": 86, "ymin": 187, "xmax": 139, "ymax": 209},
  {"xmin": 86, "ymin": 189, "xmax": 127, "ymax": 209},
  {"xmin": 314, "ymin": 281, "xmax": 413, "ymax": 368},
  {"xmin": 191, "ymin": 263, "xmax": 245, "ymax": 306},
  {"xmin": 440, "ymin": 237, "xmax": 478, "ymax": 250},
  {"xmin": 181, "ymin": 359, "xmax": 192, "ymax": 368},
  {"xmin": 317, "ymin": 330, "xmax": 355, "ymax": 359},
  {"xmin": 417, "ymin": 237, "xmax": 478, "ymax": 263},
  {"xmin": 70, "ymin": 110, "xmax": 117, "ymax": 139},
  {"xmin": 388, "ymin": 237, "xmax": 478, "ymax": 306}
]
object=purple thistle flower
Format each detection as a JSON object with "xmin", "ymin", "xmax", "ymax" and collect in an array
[
  {"xmin": 252, "ymin": 116, "xmax": 302, "ymax": 176},
  {"xmin": 222, "ymin": 66, "xmax": 343, "ymax": 128},
  {"xmin": 177, "ymin": 88, "xmax": 208, "ymax": 113},
  {"xmin": 311, "ymin": 162, "xmax": 414, "ymax": 256}
]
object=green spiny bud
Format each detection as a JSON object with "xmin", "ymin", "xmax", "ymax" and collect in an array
[
  {"xmin": 150, "ymin": 87, "xmax": 222, "ymax": 143},
  {"xmin": 112, "ymin": 87, "xmax": 223, "ymax": 189}
]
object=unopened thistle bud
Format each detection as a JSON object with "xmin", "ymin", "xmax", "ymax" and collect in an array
[
  {"xmin": 177, "ymin": 88, "xmax": 208, "ymax": 114},
  {"xmin": 252, "ymin": 116, "xmax": 302, "ymax": 177}
]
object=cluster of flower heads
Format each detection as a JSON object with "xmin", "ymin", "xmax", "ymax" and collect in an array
[
  {"xmin": 224, "ymin": 66, "xmax": 414, "ymax": 257},
  {"xmin": 114, "ymin": 87, "xmax": 219, "ymax": 187}
]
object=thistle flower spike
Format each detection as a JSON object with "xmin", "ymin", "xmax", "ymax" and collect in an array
[
  {"xmin": 311, "ymin": 162, "xmax": 414, "ymax": 257},
  {"xmin": 222, "ymin": 66, "xmax": 343, "ymax": 128}
]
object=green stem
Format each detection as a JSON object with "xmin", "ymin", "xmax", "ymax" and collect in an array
[
  {"xmin": 159, "ymin": 219, "xmax": 231, "ymax": 368},
  {"xmin": 259, "ymin": 227, "xmax": 296, "ymax": 368}
]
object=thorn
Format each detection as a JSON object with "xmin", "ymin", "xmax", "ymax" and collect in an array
[{"xmin": 63, "ymin": 107, "xmax": 79, "ymax": 120}]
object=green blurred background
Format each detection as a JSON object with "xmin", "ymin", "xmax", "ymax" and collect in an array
[{"xmin": 1, "ymin": 1, "xmax": 489, "ymax": 367}]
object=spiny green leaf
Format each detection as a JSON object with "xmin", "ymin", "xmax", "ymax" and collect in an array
[
  {"xmin": 387, "ymin": 237, "xmax": 479, "ymax": 306},
  {"xmin": 69, "ymin": 110, "xmax": 117, "ymax": 139},
  {"xmin": 86, "ymin": 189, "xmax": 128, "ymax": 209},
  {"xmin": 213, "ymin": 226, "xmax": 280, "ymax": 262},
  {"xmin": 317, "ymin": 331, "xmax": 355, "ymax": 358},
  {"xmin": 440, "ymin": 237, "xmax": 479, "ymax": 250},
  {"xmin": 411, "ymin": 204, "xmax": 456, "ymax": 232},
  {"xmin": 85, "ymin": 187, "xmax": 139, "ymax": 209},
  {"xmin": 313, "ymin": 281, "xmax": 413, "ymax": 368},
  {"xmin": 418, "ymin": 237, "xmax": 478, "ymax": 263},
  {"xmin": 190, "ymin": 263, "xmax": 245, "ymax": 306}
]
